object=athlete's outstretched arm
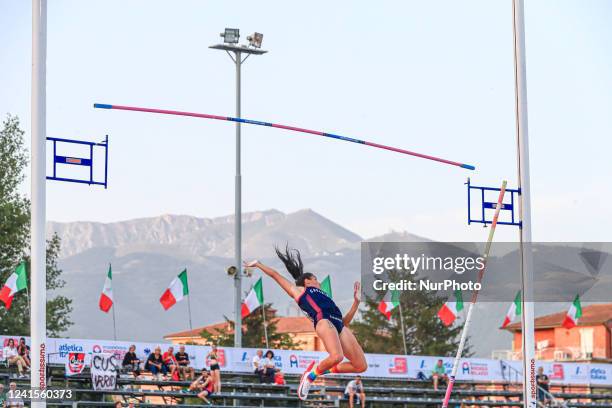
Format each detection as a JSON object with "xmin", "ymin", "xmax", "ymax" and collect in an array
[
  {"xmin": 343, "ymin": 281, "xmax": 361, "ymax": 326},
  {"xmin": 245, "ymin": 260, "xmax": 301, "ymax": 299}
]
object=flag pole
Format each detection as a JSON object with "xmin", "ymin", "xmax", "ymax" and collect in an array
[
  {"xmin": 111, "ymin": 303, "xmax": 117, "ymax": 341},
  {"xmin": 186, "ymin": 295, "xmax": 194, "ymax": 332},
  {"xmin": 186, "ymin": 269, "xmax": 193, "ymax": 333},
  {"xmin": 25, "ymin": 285, "xmax": 32, "ymax": 321},
  {"xmin": 24, "ymin": 262, "xmax": 32, "ymax": 320},
  {"xmin": 397, "ymin": 300, "xmax": 408, "ymax": 355},
  {"xmin": 108, "ymin": 263, "xmax": 117, "ymax": 340},
  {"xmin": 261, "ymin": 303, "xmax": 269, "ymax": 349},
  {"xmin": 441, "ymin": 181, "xmax": 507, "ymax": 408}
]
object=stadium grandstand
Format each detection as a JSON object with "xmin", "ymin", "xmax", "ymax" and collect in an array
[{"xmin": 2, "ymin": 349, "xmax": 612, "ymax": 407}]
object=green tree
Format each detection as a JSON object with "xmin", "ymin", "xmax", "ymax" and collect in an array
[
  {"xmin": 200, "ymin": 303, "xmax": 302, "ymax": 349},
  {"xmin": 352, "ymin": 270, "xmax": 470, "ymax": 356},
  {"xmin": 0, "ymin": 114, "xmax": 73, "ymax": 337}
]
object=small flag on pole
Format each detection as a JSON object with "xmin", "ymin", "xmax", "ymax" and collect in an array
[
  {"xmin": 160, "ymin": 269, "xmax": 189, "ymax": 310},
  {"xmin": 562, "ymin": 294, "xmax": 582, "ymax": 329},
  {"xmin": 241, "ymin": 277, "xmax": 264, "ymax": 318},
  {"xmin": 378, "ymin": 290, "xmax": 400, "ymax": 320},
  {"xmin": 437, "ymin": 290, "xmax": 464, "ymax": 326},
  {"xmin": 501, "ymin": 291, "xmax": 522, "ymax": 328},
  {"xmin": 0, "ymin": 262, "xmax": 28, "ymax": 310},
  {"xmin": 320, "ymin": 275, "xmax": 333, "ymax": 299},
  {"xmin": 99, "ymin": 265, "xmax": 114, "ymax": 312}
]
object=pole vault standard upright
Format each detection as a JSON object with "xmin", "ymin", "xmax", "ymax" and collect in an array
[
  {"xmin": 512, "ymin": 1, "xmax": 536, "ymax": 407},
  {"xmin": 93, "ymin": 104, "xmax": 477, "ymax": 170},
  {"xmin": 31, "ymin": 0, "xmax": 47, "ymax": 406}
]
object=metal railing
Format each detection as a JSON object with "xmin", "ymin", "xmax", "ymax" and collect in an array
[
  {"xmin": 497, "ymin": 360, "xmax": 569, "ymax": 408},
  {"xmin": 499, "ymin": 359, "xmax": 522, "ymax": 383},
  {"xmin": 493, "ymin": 348, "xmax": 605, "ymax": 361},
  {"xmin": 537, "ymin": 385, "xmax": 569, "ymax": 408}
]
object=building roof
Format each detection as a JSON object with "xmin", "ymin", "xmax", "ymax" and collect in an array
[
  {"xmin": 503, "ymin": 303, "xmax": 612, "ymax": 332},
  {"xmin": 164, "ymin": 316, "xmax": 314, "ymax": 339}
]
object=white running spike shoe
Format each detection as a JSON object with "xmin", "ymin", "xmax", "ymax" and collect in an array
[{"xmin": 297, "ymin": 360, "xmax": 316, "ymax": 400}]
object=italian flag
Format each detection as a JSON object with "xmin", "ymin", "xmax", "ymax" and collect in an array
[
  {"xmin": 241, "ymin": 277, "xmax": 264, "ymax": 318},
  {"xmin": 98, "ymin": 265, "xmax": 114, "ymax": 312},
  {"xmin": 160, "ymin": 269, "xmax": 189, "ymax": 310},
  {"xmin": 502, "ymin": 291, "xmax": 522, "ymax": 328},
  {"xmin": 437, "ymin": 290, "xmax": 464, "ymax": 326},
  {"xmin": 320, "ymin": 275, "xmax": 333, "ymax": 298},
  {"xmin": 378, "ymin": 290, "xmax": 400, "ymax": 320},
  {"xmin": 562, "ymin": 295, "xmax": 582, "ymax": 329},
  {"xmin": 0, "ymin": 262, "xmax": 28, "ymax": 310}
]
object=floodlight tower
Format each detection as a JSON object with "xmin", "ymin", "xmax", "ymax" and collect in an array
[{"xmin": 210, "ymin": 29, "xmax": 267, "ymax": 348}]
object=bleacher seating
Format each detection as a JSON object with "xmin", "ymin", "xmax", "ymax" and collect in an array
[{"xmin": 1, "ymin": 363, "xmax": 611, "ymax": 407}]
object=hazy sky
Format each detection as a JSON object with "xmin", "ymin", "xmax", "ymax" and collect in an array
[{"xmin": 1, "ymin": 0, "xmax": 611, "ymax": 242}]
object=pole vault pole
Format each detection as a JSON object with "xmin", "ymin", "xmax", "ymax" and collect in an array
[
  {"xmin": 31, "ymin": 0, "xmax": 48, "ymax": 405},
  {"xmin": 93, "ymin": 104, "xmax": 476, "ymax": 170},
  {"xmin": 441, "ymin": 181, "xmax": 507, "ymax": 408},
  {"xmin": 512, "ymin": 2, "xmax": 537, "ymax": 407}
]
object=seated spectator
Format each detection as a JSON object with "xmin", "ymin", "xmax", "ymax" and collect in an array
[
  {"xmin": 0, "ymin": 383, "xmax": 6, "ymax": 407},
  {"xmin": 114, "ymin": 402, "xmax": 123, "ymax": 408},
  {"xmin": 3, "ymin": 339, "xmax": 27, "ymax": 378},
  {"xmin": 175, "ymin": 345, "xmax": 195, "ymax": 380},
  {"xmin": 432, "ymin": 359, "xmax": 448, "ymax": 390},
  {"xmin": 16, "ymin": 338, "xmax": 30, "ymax": 368},
  {"xmin": 162, "ymin": 346, "xmax": 178, "ymax": 380},
  {"xmin": 261, "ymin": 350, "xmax": 276, "ymax": 384},
  {"xmin": 6, "ymin": 382, "xmax": 24, "ymax": 407},
  {"xmin": 344, "ymin": 376, "xmax": 365, "ymax": 408},
  {"xmin": 122, "ymin": 345, "xmax": 141, "ymax": 378},
  {"xmin": 189, "ymin": 369, "xmax": 214, "ymax": 405},
  {"xmin": 252, "ymin": 349, "xmax": 264, "ymax": 382},
  {"xmin": 145, "ymin": 347, "xmax": 167, "ymax": 379},
  {"xmin": 274, "ymin": 368, "xmax": 285, "ymax": 385}
]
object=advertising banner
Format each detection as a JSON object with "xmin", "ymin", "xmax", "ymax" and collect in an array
[{"xmin": 4, "ymin": 335, "xmax": 610, "ymax": 385}]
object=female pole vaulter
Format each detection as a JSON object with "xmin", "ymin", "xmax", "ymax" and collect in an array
[{"xmin": 245, "ymin": 245, "xmax": 366, "ymax": 400}]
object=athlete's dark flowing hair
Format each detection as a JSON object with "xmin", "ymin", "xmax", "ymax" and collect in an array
[{"xmin": 275, "ymin": 245, "xmax": 315, "ymax": 287}]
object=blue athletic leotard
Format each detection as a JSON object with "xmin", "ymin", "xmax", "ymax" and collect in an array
[{"xmin": 296, "ymin": 286, "xmax": 344, "ymax": 334}]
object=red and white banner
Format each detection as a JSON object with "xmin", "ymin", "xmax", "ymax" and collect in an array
[{"xmin": 65, "ymin": 352, "xmax": 86, "ymax": 376}]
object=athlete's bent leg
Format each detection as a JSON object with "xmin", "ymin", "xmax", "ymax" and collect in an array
[
  {"xmin": 335, "ymin": 327, "xmax": 367, "ymax": 373},
  {"xmin": 314, "ymin": 319, "xmax": 344, "ymax": 372},
  {"xmin": 298, "ymin": 319, "xmax": 344, "ymax": 400}
]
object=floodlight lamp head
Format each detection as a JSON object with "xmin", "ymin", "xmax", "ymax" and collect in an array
[
  {"xmin": 220, "ymin": 28, "xmax": 240, "ymax": 44},
  {"xmin": 247, "ymin": 32, "xmax": 263, "ymax": 48}
]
